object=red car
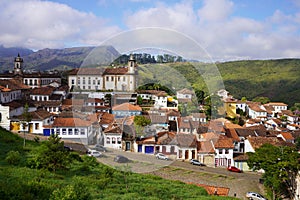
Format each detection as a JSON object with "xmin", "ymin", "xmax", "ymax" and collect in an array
[{"xmin": 227, "ymin": 166, "xmax": 242, "ymax": 173}]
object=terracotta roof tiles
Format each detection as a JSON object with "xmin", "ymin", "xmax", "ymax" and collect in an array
[{"xmin": 112, "ymin": 102, "xmax": 142, "ymax": 111}]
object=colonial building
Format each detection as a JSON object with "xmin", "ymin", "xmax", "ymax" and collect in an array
[
  {"xmin": 0, "ymin": 54, "xmax": 62, "ymax": 88},
  {"xmin": 68, "ymin": 55, "xmax": 137, "ymax": 92}
]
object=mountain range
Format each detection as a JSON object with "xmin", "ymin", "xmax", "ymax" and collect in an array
[{"xmin": 0, "ymin": 45, "xmax": 120, "ymax": 72}]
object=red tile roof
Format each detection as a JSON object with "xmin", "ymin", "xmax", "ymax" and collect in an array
[
  {"xmin": 103, "ymin": 67, "xmax": 128, "ymax": 75},
  {"xmin": 112, "ymin": 102, "xmax": 142, "ymax": 111},
  {"xmin": 52, "ymin": 117, "xmax": 92, "ymax": 127},
  {"xmin": 31, "ymin": 86, "xmax": 55, "ymax": 95},
  {"xmin": 197, "ymin": 141, "xmax": 215, "ymax": 153},
  {"xmin": 280, "ymin": 132, "xmax": 294, "ymax": 140},
  {"xmin": 0, "ymin": 79, "xmax": 30, "ymax": 90},
  {"xmin": 104, "ymin": 123, "xmax": 122, "ymax": 134},
  {"xmin": 213, "ymin": 136, "xmax": 234, "ymax": 149},
  {"xmin": 68, "ymin": 68, "xmax": 105, "ymax": 75},
  {"xmin": 247, "ymin": 136, "xmax": 286, "ymax": 150}
]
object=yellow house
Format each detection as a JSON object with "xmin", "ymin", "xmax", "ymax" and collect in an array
[{"xmin": 224, "ymin": 98, "xmax": 237, "ymax": 118}]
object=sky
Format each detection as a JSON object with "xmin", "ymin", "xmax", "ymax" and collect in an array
[{"xmin": 0, "ymin": 0, "xmax": 300, "ymax": 61}]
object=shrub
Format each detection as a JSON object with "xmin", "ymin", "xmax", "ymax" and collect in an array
[{"xmin": 5, "ymin": 150, "xmax": 21, "ymax": 165}]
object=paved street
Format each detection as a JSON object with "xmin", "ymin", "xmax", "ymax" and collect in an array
[{"xmin": 96, "ymin": 148, "xmax": 264, "ymax": 199}]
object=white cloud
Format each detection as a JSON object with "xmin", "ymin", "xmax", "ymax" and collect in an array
[
  {"xmin": 198, "ymin": 0, "xmax": 234, "ymax": 22},
  {"xmin": 0, "ymin": 0, "xmax": 121, "ymax": 49},
  {"xmin": 124, "ymin": 0, "xmax": 300, "ymax": 60}
]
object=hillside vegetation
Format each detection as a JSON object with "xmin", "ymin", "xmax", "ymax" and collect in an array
[
  {"xmin": 138, "ymin": 59, "xmax": 300, "ymax": 106},
  {"xmin": 0, "ymin": 128, "xmax": 235, "ymax": 200}
]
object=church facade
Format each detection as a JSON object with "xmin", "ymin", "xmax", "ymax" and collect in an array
[
  {"xmin": 68, "ymin": 55, "xmax": 137, "ymax": 92},
  {"xmin": 0, "ymin": 54, "xmax": 62, "ymax": 88}
]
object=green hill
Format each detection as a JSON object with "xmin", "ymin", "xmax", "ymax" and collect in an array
[{"xmin": 137, "ymin": 59, "xmax": 300, "ymax": 106}]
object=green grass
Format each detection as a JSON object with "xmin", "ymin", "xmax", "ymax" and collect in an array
[{"xmin": 0, "ymin": 128, "xmax": 237, "ymax": 200}]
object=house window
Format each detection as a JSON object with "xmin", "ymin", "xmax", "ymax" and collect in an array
[
  {"xmin": 107, "ymin": 137, "xmax": 110, "ymax": 144},
  {"xmin": 80, "ymin": 129, "xmax": 85, "ymax": 135},
  {"xmin": 225, "ymin": 149, "xmax": 229, "ymax": 154},
  {"xmin": 123, "ymin": 77, "xmax": 126, "ymax": 81},
  {"xmin": 71, "ymin": 79, "xmax": 75, "ymax": 85},
  {"xmin": 106, "ymin": 76, "xmax": 109, "ymax": 81},
  {"xmin": 118, "ymin": 77, "xmax": 120, "ymax": 81},
  {"xmin": 68, "ymin": 129, "xmax": 73, "ymax": 135},
  {"xmin": 111, "ymin": 76, "xmax": 114, "ymax": 81},
  {"xmin": 78, "ymin": 79, "xmax": 80, "ymax": 84},
  {"xmin": 74, "ymin": 128, "xmax": 79, "ymax": 135},
  {"xmin": 44, "ymin": 97, "xmax": 47, "ymax": 101},
  {"xmin": 117, "ymin": 137, "xmax": 121, "ymax": 144},
  {"xmin": 35, "ymin": 123, "xmax": 39, "ymax": 130},
  {"xmin": 56, "ymin": 129, "xmax": 60, "ymax": 135},
  {"xmin": 62, "ymin": 129, "xmax": 66, "ymax": 135},
  {"xmin": 112, "ymin": 137, "xmax": 116, "ymax": 144}
]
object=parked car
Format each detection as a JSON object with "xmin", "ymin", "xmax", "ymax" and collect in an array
[
  {"xmin": 64, "ymin": 145, "xmax": 73, "ymax": 151},
  {"xmin": 190, "ymin": 159, "xmax": 205, "ymax": 166},
  {"xmin": 114, "ymin": 155, "xmax": 130, "ymax": 163},
  {"xmin": 87, "ymin": 149, "xmax": 102, "ymax": 157},
  {"xmin": 227, "ymin": 166, "xmax": 242, "ymax": 173},
  {"xmin": 94, "ymin": 144, "xmax": 107, "ymax": 152},
  {"xmin": 155, "ymin": 153, "xmax": 168, "ymax": 160},
  {"xmin": 246, "ymin": 192, "xmax": 267, "ymax": 200}
]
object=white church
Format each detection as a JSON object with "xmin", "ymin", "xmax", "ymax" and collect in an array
[{"xmin": 68, "ymin": 55, "xmax": 137, "ymax": 92}]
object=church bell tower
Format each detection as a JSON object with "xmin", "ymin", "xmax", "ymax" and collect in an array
[{"xmin": 14, "ymin": 53, "xmax": 23, "ymax": 75}]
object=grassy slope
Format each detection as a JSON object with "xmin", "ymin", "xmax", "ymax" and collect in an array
[
  {"xmin": 138, "ymin": 59, "xmax": 300, "ymax": 106},
  {"xmin": 0, "ymin": 128, "xmax": 236, "ymax": 200}
]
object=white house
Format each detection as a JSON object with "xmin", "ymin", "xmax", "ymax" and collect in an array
[
  {"xmin": 52, "ymin": 117, "xmax": 95, "ymax": 145},
  {"xmin": 264, "ymin": 102, "xmax": 288, "ymax": 113},
  {"xmin": 11, "ymin": 109, "xmax": 54, "ymax": 135},
  {"xmin": 212, "ymin": 136, "xmax": 234, "ymax": 167},
  {"xmin": 247, "ymin": 103, "xmax": 267, "ymax": 120},
  {"xmin": 103, "ymin": 123, "xmax": 122, "ymax": 149},
  {"xmin": 176, "ymin": 88, "xmax": 194, "ymax": 101}
]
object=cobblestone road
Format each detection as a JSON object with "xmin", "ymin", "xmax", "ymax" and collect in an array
[{"xmin": 96, "ymin": 148, "xmax": 265, "ymax": 200}]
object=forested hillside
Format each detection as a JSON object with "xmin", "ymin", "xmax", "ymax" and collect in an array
[{"xmin": 138, "ymin": 59, "xmax": 300, "ymax": 106}]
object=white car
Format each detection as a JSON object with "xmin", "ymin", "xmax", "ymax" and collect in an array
[
  {"xmin": 87, "ymin": 149, "xmax": 102, "ymax": 157},
  {"xmin": 246, "ymin": 192, "xmax": 267, "ymax": 200},
  {"xmin": 155, "ymin": 153, "xmax": 168, "ymax": 160}
]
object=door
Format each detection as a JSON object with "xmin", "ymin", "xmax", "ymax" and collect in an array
[
  {"xmin": 138, "ymin": 145, "xmax": 142, "ymax": 152},
  {"xmin": 145, "ymin": 146, "xmax": 154, "ymax": 154},
  {"xmin": 125, "ymin": 142, "xmax": 131, "ymax": 151},
  {"xmin": 43, "ymin": 129, "xmax": 50, "ymax": 136}
]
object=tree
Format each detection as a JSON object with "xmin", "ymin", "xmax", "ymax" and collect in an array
[
  {"xmin": 137, "ymin": 95, "xmax": 143, "ymax": 105},
  {"xmin": 252, "ymin": 96, "xmax": 270, "ymax": 104},
  {"xmin": 21, "ymin": 103, "xmax": 32, "ymax": 147},
  {"xmin": 195, "ymin": 89, "xmax": 205, "ymax": 104},
  {"xmin": 133, "ymin": 116, "xmax": 151, "ymax": 136},
  {"xmin": 29, "ymin": 134, "xmax": 71, "ymax": 172},
  {"xmin": 247, "ymin": 144, "xmax": 300, "ymax": 199},
  {"xmin": 241, "ymin": 96, "xmax": 247, "ymax": 102}
]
